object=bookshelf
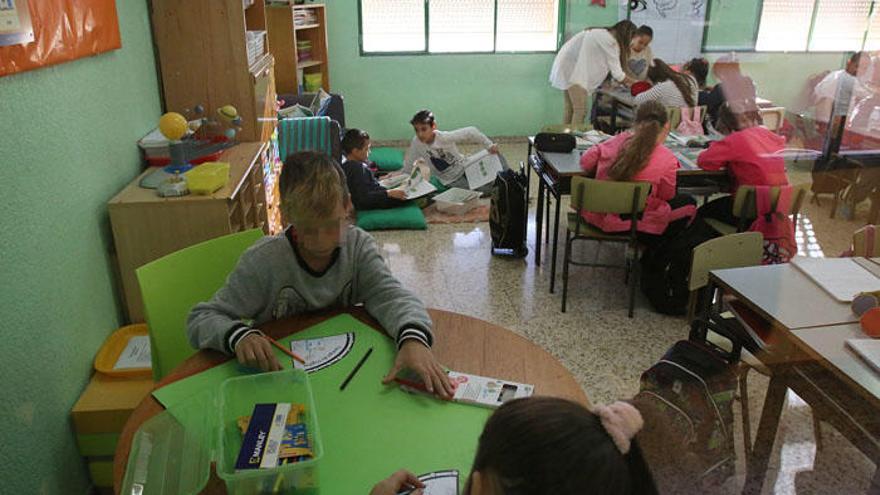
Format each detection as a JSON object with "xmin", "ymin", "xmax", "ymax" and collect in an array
[{"xmin": 266, "ymin": 3, "xmax": 330, "ymax": 95}]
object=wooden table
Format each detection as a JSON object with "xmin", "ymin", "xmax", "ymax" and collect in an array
[
  {"xmin": 113, "ymin": 308, "xmax": 588, "ymax": 493},
  {"xmin": 526, "ymin": 137, "xmax": 728, "ymax": 293},
  {"xmin": 698, "ymin": 264, "xmax": 880, "ymax": 494}
]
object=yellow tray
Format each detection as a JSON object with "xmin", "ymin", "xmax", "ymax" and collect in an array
[
  {"xmin": 94, "ymin": 324, "xmax": 152, "ymax": 378},
  {"xmin": 184, "ymin": 161, "xmax": 230, "ymax": 195}
]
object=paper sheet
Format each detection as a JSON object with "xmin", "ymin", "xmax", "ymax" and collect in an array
[
  {"xmin": 620, "ymin": 0, "xmax": 707, "ymax": 62},
  {"xmin": 791, "ymin": 257, "xmax": 880, "ymax": 302},
  {"xmin": 114, "ymin": 335, "xmax": 152, "ymax": 370},
  {"xmin": 399, "ymin": 470, "xmax": 459, "ymax": 495},
  {"xmin": 463, "ymin": 151, "xmax": 504, "ymax": 190},
  {"xmin": 291, "ymin": 333, "xmax": 355, "ymax": 373}
]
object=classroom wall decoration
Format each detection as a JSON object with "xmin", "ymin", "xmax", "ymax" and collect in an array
[
  {"xmin": 0, "ymin": 0, "xmax": 121, "ymax": 77},
  {"xmin": 620, "ymin": 0, "xmax": 707, "ymax": 63}
]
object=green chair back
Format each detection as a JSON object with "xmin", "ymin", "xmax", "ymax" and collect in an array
[
  {"xmin": 731, "ymin": 184, "xmax": 808, "ymax": 219},
  {"xmin": 688, "ymin": 232, "xmax": 763, "ymax": 292},
  {"xmin": 570, "ymin": 176, "xmax": 650, "ymax": 215},
  {"xmin": 136, "ymin": 229, "xmax": 264, "ymax": 380}
]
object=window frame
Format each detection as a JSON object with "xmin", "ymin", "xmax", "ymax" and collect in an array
[
  {"xmin": 701, "ymin": 0, "xmax": 879, "ymax": 53},
  {"xmin": 357, "ymin": 0, "xmax": 565, "ymax": 56}
]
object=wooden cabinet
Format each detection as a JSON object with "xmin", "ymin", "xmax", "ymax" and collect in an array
[
  {"xmin": 267, "ymin": 3, "xmax": 330, "ymax": 95},
  {"xmin": 109, "ymin": 143, "xmax": 277, "ymax": 322},
  {"xmin": 150, "ymin": 0, "xmax": 277, "ymax": 142}
]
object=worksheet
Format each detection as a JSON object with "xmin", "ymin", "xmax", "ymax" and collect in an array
[
  {"xmin": 399, "ymin": 470, "xmax": 459, "ymax": 495},
  {"xmin": 291, "ymin": 332, "xmax": 355, "ymax": 373}
]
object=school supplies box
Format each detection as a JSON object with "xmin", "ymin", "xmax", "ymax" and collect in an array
[{"xmin": 397, "ymin": 370, "xmax": 534, "ymax": 408}]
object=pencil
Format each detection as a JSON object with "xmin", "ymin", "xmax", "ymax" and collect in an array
[
  {"xmin": 263, "ymin": 335, "xmax": 307, "ymax": 365},
  {"xmin": 340, "ymin": 347, "xmax": 373, "ymax": 391}
]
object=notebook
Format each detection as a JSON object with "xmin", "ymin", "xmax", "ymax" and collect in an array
[
  {"xmin": 791, "ymin": 257, "xmax": 880, "ymax": 302},
  {"xmin": 846, "ymin": 339, "xmax": 880, "ymax": 374}
]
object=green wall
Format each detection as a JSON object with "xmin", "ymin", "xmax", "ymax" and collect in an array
[
  {"xmin": 0, "ymin": 1, "xmax": 161, "ymax": 493},
  {"xmin": 325, "ymin": 0, "xmax": 621, "ymax": 140},
  {"xmin": 326, "ymin": 0, "xmax": 849, "ymax": 141}
]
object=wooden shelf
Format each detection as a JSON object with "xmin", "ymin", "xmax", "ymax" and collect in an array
[
  {"xmin": 298, "ymin": 59, "xmax": 323, "ymax": 68},
  {"xmin": 295, "ymin": 24, "xmax": 320, "ymax": 30},
  {"xmin": 267, "ymin": 3, "xmax": 330, "ymax": 94}
]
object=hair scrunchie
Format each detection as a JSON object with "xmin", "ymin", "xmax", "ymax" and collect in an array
[{"xmin": 593, "ymin": 401, "xmax": 644, "ymax": 455}]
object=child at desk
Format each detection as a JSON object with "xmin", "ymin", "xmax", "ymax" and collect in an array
[
  {"xmin": 696, "ymin": 101, "xmax": 788, "ymax": 225},
  {"xmin": 371, "ymin": 397, "xmax": 657, "ymax": 495},
  {"xmin": 187, "ymin": 151, "xmax": 454, "ymax": 397},
  {"xmin": 634, "ymin": 59, "xmax": 699, "ymax": 110},
  {"xmin": 402, "ymin": 109, "xmax": 501, "ymax": 193},
  {"xmin": 341, "ymin": 128, "xmax": 409, "ymax": 211},
  {"xmin": 580, "ymin": 100, "xmax": 696, "ymax": 247}
]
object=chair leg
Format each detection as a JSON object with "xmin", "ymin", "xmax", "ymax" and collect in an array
[
  {"xmin": 624, "ymin": 244, "xmax": 631, "ymax": 285},
  {"xmin": 562, "ymin": 232, "xmax": 572, "ymax": 313},
  {"xmin": 628, "ymin": 249, "xmax": 639, "ymax": 318},
  {"xmin": 740, "ymin": 367, "xmax": 753, "ymax": 464}
]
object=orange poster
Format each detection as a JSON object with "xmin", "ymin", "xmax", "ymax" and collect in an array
[{"xmin": 0, "ymin": 0, "xmax": 121, "ymax": 77}]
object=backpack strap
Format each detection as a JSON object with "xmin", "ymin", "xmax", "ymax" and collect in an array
[{"xmin": 774, "ymin": 186, "xmax": 793, "ymax": 214}]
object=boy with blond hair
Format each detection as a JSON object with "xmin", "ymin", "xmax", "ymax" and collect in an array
[{"xmin": 187, "ymin": 151, "xmax": 453, "ymax": 396}]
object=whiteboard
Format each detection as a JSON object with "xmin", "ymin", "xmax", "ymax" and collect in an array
[{"xmin": 619, "ymin": 0, "xmax": 708, "ymax": 63}]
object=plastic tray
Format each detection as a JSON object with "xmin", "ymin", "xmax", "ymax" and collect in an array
[
  {"xmin": 93, "ymin": 324, "xmax": 152, "ymax": 378},
  {"xmin": 184, "ymin": 162, "xmax": 230, "ymax": 195}
]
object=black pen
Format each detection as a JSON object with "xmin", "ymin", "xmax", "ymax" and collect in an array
[{"xmin": 340, "ymin": 347, "xmax": 373, "ymax": 390}]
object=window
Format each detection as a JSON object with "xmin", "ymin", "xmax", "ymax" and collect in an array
[
  {"xmin": 755, "ymin": 0, "xmax": 877, "ymax": 52},
  {"xmin": 359, "ymin": 0, "xmax": 561, "ymax": 54}
]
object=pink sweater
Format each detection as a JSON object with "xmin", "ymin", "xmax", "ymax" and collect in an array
[
  {"xmin": 579, "ymin": 132, "xmax": 694, "ymax": 235},
  {"xmin": 697, "ymin": 126, "xmax": 788, "ymax": 191}
]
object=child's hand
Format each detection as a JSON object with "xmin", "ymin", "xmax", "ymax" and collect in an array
[
  {"xmin": 488, "ymin": 144, "xmax": 499, "ymax": 154},
  {"xmin": 382, "ymin": 341, "xmax": 455, "ymax": 398},
  {"xmin": 235, "ymin": 333, "xmax": 282, "ymax": 372},
  {"xmin": 370, "ymin": 470, "xmax": 424, "ymax": 495},
  {"xmin": 387, "ymin": 189, "xmax": 408, "ymax": 200}
]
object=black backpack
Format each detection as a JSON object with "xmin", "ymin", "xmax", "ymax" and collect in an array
[
  {"xmin": 633, "ymin": 339, "xmax": 738, "ymax": 494},
  {"xmin": 490, "ymin": 166, "xmax": 528, "ymax": 257},
  {"xmin": 639, "ymin": 218, "xmax": 720, "ymax": 315}
]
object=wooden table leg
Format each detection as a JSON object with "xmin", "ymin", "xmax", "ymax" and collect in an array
[
  {"xmin": 550, "ymin": 188, "xmax": 562, "ymax": 294},
  {"xmin": 743, "ymin": 371, "xmax": 788, "ymax": 495}
]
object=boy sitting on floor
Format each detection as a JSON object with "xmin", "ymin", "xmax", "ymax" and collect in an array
[
  {"xmin": 187, "ymin": 151, "xmax": 453, "ymax": 397},
  {"xmin": 341, "ymin": 128, "xmax": 408, "ymax": 210},
  {"xmin": 402, "ymin": 109, "xmax": 502, "ymax": 193}
]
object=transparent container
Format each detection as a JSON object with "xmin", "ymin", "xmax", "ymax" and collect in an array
[
  {"xmin": 217, "ymin": 370, "xmax": 322, "ymax": 494},
  {"xmin": 120, "ymin": 369, "xmax": 322, "ymax": 495}
]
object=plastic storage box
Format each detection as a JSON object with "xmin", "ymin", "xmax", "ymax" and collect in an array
[
  {"xmin": 121, "ymin": 369, "xmax": 322, "ymax": 495},
  {"xmin": 433, "ymin": 187, "xmax": 481, "ymax": 215}
]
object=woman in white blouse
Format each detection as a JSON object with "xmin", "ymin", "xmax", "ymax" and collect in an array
[
  {"xmin": 549, "ymin": 21, "xmax": 638, "ymax": 125},
  {"xmin": 634, "ymin": 59, "xmax": 699, "ymax": 109}
]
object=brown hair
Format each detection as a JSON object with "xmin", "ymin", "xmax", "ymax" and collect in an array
[
  {"xmin": 465, "ymin": 397, "xmax": 657, "ymax": 495},
  {"xmin": 608, "ymin": 100, "xmax": 668, "ymax": 182},
  {"xmin": 279, "ymin": 151, "xmax": 350, "ymax": 222},
  {"xmin": 715, "ymin": 100, "xmax": 763, "ymax": 135},
  {"xmin": 608, "ymin": 20, "xmax": 638, "ymax": 76},
  {"xmin": 647, "ymin": 59, "xmax": 697, "ymax": 107}
]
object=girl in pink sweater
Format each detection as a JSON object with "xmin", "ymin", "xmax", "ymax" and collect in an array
[
  {"xmin": 580, "ymin": 100, "xmax": 696, "ymax": 246},
  {"xmin": 697, "ymin": 102, "xmax": 788, "ymax": 225}
]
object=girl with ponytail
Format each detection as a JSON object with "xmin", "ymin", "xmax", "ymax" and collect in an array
[
  {"xmin": 634, "ymin": 59, "xmax": 699, "ymax": 109},
  {"xmin": 371, "ymin": 397, "xmax": 658, "ymax": 495},
  {"xmin": 579, "ymin": 100, "xmax": 696, "ymax": 246}
]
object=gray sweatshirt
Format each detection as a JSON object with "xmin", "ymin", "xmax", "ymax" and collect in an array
[
  {"xmin": 187, "ymin": 226, "xmax": 433, "ymax": 354},
  {"xmin": 402, "ymin": 127, "xmax": 494, "ymax": 186}
]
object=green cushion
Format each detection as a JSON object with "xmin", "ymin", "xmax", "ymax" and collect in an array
[
  {"xmin": 356, "ymin": 204, "xmax": 427, "ymax": 230},
  {"xmin": 369, "ymin": 147, "xmax": 405, "ymax": 172},
  {"xmin": 429, "ymin": 176, "xmax": 449, "ymax": 193}
]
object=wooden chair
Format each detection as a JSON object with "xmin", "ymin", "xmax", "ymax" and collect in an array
[
  {"xmin": 561, "ymin": 177, "xmax": 650, "ymax": 317},
  {"xmin": 759, "ymin": 106, "xmax": 786, "ymax": 132},
  {"xmin": 704, "ymin": 184, "xmax": 808, "ymax": 235},
  {"xmin": 851, "ymin": 225, "xmax": 880, "ymax": 257},
  {"xmin": 666, "ymin": 105, "xmax": 708, "ymax": 131}
]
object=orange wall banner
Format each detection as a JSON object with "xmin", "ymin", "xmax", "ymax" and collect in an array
[{"xmin": 0, "ymin": 0, "xmax": 121, "ymax": 77}]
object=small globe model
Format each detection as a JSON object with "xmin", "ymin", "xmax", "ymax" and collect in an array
[{"xmin": 158, "ymin": 112, "xmax": 188, "ymax": 141}]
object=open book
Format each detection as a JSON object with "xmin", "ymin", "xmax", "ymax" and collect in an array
[
  {"xmin": 463, "ymin": 150, "xmax": 505, "ymax": 190},
  {"xmin": 379, "ymin": 160, "xmax": 437, "ymax": 200}
]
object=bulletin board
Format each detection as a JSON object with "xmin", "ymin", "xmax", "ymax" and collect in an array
[{"xmin": 0, "ymin": 0, "xmax": 121, "ymax": 77}]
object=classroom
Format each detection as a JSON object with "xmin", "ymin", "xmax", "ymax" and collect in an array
[{"xmin": 5, "ymin": 0, "xmax": 880, "ymax": 493}]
